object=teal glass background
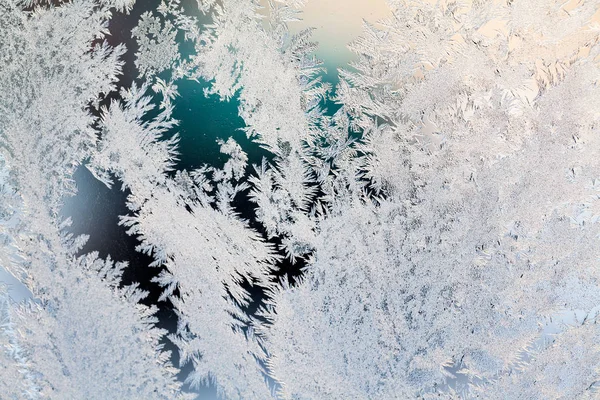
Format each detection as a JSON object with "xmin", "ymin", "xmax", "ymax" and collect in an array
[{"xmin": 56, "ymin": 1, "xmax": 391, "ymax": 397}]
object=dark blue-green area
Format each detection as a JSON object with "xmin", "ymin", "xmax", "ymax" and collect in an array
[
  {"xmin": 174, "ymin": 79, "xmax": 272, "ymax": 170},
  {"xmin": 61, "ymin": 1, "xmax": 344, "ymax": 398}
]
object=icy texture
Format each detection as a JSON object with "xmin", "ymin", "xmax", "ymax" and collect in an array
[
  {"xmin": 262, "ymin": 0, "xmax": 600, "ymax": 398},
  {"xmin": 90, "ymin": 84, "xmax": 276, "ymax": 399},
  {"xmin": 0, "ymin": 1, "xmax": 185, "ymax": 398},
  {"xmin": 2, "ymin": 0, "xmax": 600, "ymax": 398}
]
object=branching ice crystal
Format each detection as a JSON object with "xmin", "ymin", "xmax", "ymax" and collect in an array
[{"xmin": 1, "ymin": 0, "xmax": 600, "ymax": 399}]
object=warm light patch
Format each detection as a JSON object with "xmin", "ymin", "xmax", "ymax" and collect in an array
[{"xmin": 260, "ymin": 0, "xmax": 392, "ymax": 65}]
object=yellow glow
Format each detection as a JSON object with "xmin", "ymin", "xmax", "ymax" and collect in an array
[
  {"xmin": 261, "ymin": 0, "xmax": 392, "ymax": 64},
  {"xmin": 297, "ymin": 0, "xmax": 391, "ymax": 62}
]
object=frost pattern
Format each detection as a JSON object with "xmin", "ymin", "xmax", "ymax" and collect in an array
[
  {"xmin": 0, "ymin": 288, "xmax": 37, "ymax": 399},
  {"xmin": 89, "ymin": 84, "xmax": 277, "ymax": 399},
  {"xmin": 0, "ymin": 1, "xmax": 185, "ymax": 398},
  {"xmin": 3, "ymin": 0, "xmax": 600, "ymax": 398},
  {"xmin": 474, "ymin": 320, "xmax": 600, "ymax": 399},
  {"xmin": 132, "ymin": 11, "xmax": 181, "ymax": 80},
  {"xmin": 261, "ymin": 0, "xmax": 600, "ymax": 398}
]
